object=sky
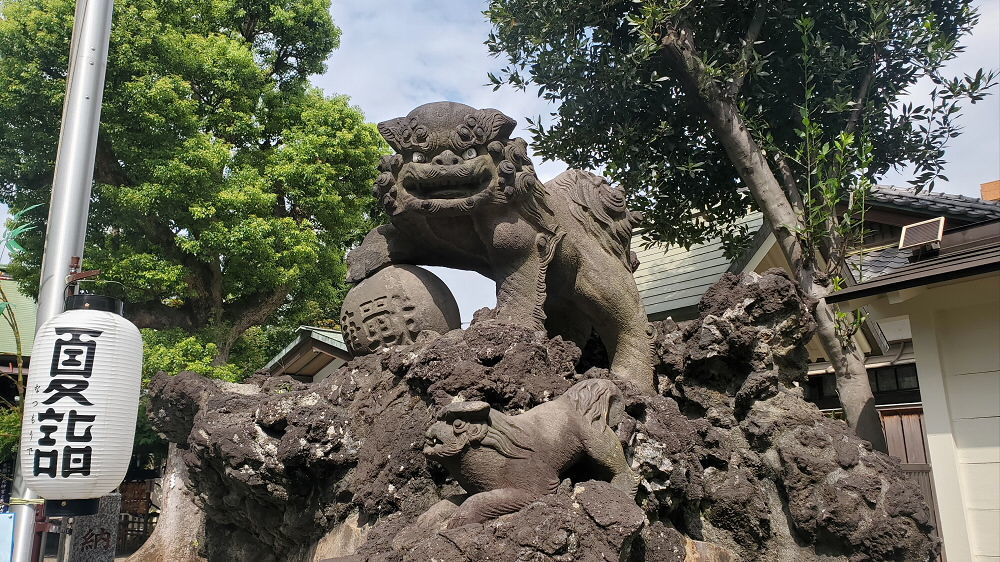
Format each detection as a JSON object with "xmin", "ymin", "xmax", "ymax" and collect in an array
[{"xmin": 317, "ymin": 0, "xmax": 1000, "ymax": 323}]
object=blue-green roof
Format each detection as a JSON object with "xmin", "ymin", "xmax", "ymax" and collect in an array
[
  {"xmin": 633, "ymin": 213, "xmax": 765, "ymax": 319},
  {"xmin": 263, "ymin": 325, "xmax": 350, "ymax": 378}
]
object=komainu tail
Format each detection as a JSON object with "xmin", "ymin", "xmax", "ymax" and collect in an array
[
  {"xmin": 548, "ymin": 169, "xmax": 642, "ymax": 272},
  {"xmin": 563, "ymin": 379, "xmax": 625, "ymax": 429}
]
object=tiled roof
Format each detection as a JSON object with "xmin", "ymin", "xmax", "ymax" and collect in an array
[
  {"xmin": 870, "ymin": 185, "xmax": 1000, "ymax": 222},
  {"xmin": 848, "ymin": 245, "xmax": 914, "ymax": 282},
  {"xmin": 828, "ymin": 238, "xmax": 1000, "ymax": 305},
  {"xmin": 633, "ymin": 186, "xmax": 999, "ymax": 318},
  {"xmin": 847, "ymin": 187, "xmax": 1000, "ymax": 281}
]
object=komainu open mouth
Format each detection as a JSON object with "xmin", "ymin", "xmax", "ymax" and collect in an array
[{"xmin": 400, "ymin": 158, "xmax": 493, "ymax": 199}]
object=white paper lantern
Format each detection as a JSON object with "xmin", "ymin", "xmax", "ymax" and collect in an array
[{"xmin": 19, "ymin": 296, "xmax": 143, "ymax": 500}]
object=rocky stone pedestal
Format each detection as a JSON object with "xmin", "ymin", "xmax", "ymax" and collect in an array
[{"xmin": 144, "ymin": 271, "xmax": 939, "ymax": 562}]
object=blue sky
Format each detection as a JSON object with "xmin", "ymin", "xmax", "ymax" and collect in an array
[{"xmin": 316, "ymin": 0, "xmax": 1000, "ymax": 322}]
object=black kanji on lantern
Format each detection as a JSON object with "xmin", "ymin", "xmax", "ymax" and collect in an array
[
  {"xmin": 49, "ymin": 328, "xmax": 102, "ymax": 377},
  {"xmin": 61, "ymin": 445, "xmax": 93, "ymax": 477},
  {"xmin": 65, "ymin": 410, "xmax": 96, "ymax": 442},
  {"xmin": 33, "ymin": 449, "xmax": 59, "ymax": 478},
  {"xmin": 41, "ymin": 379, "xmax": 93, "ymax": 406},
  {"xmin": 31, "ymin": 327, "xmax": 102, "ymax": 479}
]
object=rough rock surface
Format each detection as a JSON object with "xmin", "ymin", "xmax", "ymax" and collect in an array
[
  {"xmin": 147, "ymin": 270, "xmax": 938, "ymax": 561},
  {"xmin": 353, "ymin": 480, "xmax": 648, "ymax": 562}
]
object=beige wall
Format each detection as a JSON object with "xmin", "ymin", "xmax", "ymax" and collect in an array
[{"xmin": 889, "ymin": 275, "xmax": 1000, "ymax": 561}]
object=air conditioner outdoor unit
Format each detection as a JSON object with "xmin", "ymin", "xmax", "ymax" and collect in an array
[{"xmin": 898, "ymin": 216, "xmax": 945, "ymax": 251}]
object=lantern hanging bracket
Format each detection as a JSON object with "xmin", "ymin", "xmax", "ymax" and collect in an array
[
  {"xmin": 65, "ymin": 268, "xmax": 102, "ymax": 300},
  {"xmin": 66, "ymin": 269, "xmax": 102, "ymax": 285},
  {"xmin": 64, "ymin": 255, "xmax": 102, "ymax": 296}
]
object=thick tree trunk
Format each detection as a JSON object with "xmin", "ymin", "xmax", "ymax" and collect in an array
[
  {"xmin": 661, "ymin": 29, "xmax": 887, "ymax": 452},
  {"xmin": 811, "ymin": 297, "xmax": 887, "ymax": 450},
  {"xmin": 128, "ymin": 444, "xmax": 206, "ymax": 562},
  {"xmin": 211, "ymin": 285, "xmax": 289, "ymax": 366}
]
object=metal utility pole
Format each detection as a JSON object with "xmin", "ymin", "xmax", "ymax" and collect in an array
[{"xmin": 10, "ymin": 0, "xmax": 114, "ymax": 559}]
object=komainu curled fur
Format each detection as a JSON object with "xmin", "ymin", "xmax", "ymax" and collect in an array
[{"xmin": 346, "ymin": 101, "xmax": 654, "ymax": 392}]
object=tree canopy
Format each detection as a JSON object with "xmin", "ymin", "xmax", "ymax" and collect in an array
[
  {"xmin": 486, "ymin": 0, "xmax": 995, "ymax": 249},
  {"xmin": 0, "ymin": 0, "xmax": 385, "ymax": 367}
]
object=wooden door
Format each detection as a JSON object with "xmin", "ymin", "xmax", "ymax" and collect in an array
[
  {"xmin": 880, "ymin": 407, "xmax": 944, "ymax": 561},
  {"xmin": 880, "ymin": 407, "xmax": 929, "ymax": 463}
]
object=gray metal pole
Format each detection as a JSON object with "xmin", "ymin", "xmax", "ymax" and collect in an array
[
  {"xmin": 10, "ymin": 0, "xmax": 114, "ymax": 559},
  {"xmin": 54, "ymin": 519, "xmax": 69, "ymax": 562}
]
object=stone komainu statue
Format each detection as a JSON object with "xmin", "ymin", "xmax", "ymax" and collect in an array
[
  {"xmin": 422, "ymin": 378, "xmax": 639, "ymax": 527},
  {"xmin": 346, "ymin": 102, "xmax": 654, "ymax": 392}
]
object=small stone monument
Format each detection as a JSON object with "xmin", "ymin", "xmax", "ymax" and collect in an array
[{"xmin": 69, "ymin": 493, "xmax": 120, "ymax": 562}]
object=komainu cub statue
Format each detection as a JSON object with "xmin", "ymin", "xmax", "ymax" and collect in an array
[
  {"xmin": 421, "ymin": 378, "xmax": 639, "ymax": 528},
  {"xmin": 346, "ymin": 101, "xmax": 654, "ymax": 392}
]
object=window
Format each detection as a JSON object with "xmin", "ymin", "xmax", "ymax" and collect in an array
[
  {"xmin": 896, "ymin": 364, "xmax": 919, "ymax": 390},
  {"xmin": 876, "ymin": 369, "xmax": 898, "ymax": 392},
  {"xmin": 806, "ymin": 363, "xmax": 921, "ymax": 410},
  {"xmin": 822, "ymin": 373, "xmax": 836, "ymax": 397},
  {"xmin": 868, "ymin": 364, "xmax": 920, "ymax": 393}
]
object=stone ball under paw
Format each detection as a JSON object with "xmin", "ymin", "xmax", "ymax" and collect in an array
[{"xmin": 340, "ymin": 264, "xmax": 461, "ymax": 356}]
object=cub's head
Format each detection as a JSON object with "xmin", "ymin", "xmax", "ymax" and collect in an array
[
  {"xmin": 423, "ymin": 400, "xmax": 533, "ymax": 462},
  {"xmin": 423, "ymin": 401, "xmax": 491, "ymax": 461},
  {"xmin": 374, "ymin": 102, "xmax": 540, "ymax": 216}
]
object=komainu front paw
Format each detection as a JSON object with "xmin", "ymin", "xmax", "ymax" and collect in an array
[
  {"xmin": 345, "ymin": 249, "xmax": 382, "ymax": 283},
  {"xmin": 444, "ymin": 509, "xmax": 485, "ymax": 529}
]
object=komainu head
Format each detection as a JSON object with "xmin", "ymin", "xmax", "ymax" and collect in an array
[
  {"xmin": 374, "ymin": 102, "xmax": 540, "ymax": 215},
  {"xmin": 422, "ymin": 400, "xmax": 533, "ymax": 461}
]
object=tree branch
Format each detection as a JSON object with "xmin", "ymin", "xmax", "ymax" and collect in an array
[
  {"xmin": 775, "ymin": 152, "xmax": 838, "ymax": 277},
  {"xmin": 126, "ymin": 301, "xmax": 198, "ymax": 331},
  {"xmin": 659, "ymin": 27, "xmax": 808, "ymax": 279},
  {"xmin": 269, "ymin": 48, "xmax": 291, "ymax": 79},
  {"xmin": 239, "ymin": 15, "xmax": 261, "ymax": 43},
  {"xmin": 212, "ymin": 285, "xmax": 288, "ymax": 365},
  {"xmin": 136, "ymin": 219, "xmax": 215, "ymax": 326},
  {"xmin": 725, "ymin": 3, "xmax": 766, "ymax": 98},
  {"xmin": 658, "ymin": 25, "xmax": 886, "ymax": 451},
  {"xmin": 94, "ymin": 138, "xmax": 133, "ymax": 187},
  {"xmin": 845, "ymin": 56, "xmax": 878, "ymax": 136},
  {"xmin": 774, "ymin": 153, "xmax": 805, "ymax": 214},
  {"xmin": 208, "ymin": 260, "xmax": 224, "ymax": 324}
]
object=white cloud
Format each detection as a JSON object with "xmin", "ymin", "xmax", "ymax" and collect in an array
[{"xmin": 317, "ymin": 0, "xmax": 565, "ymax": 182}]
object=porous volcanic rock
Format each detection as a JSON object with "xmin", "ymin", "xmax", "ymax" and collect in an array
[
  {"xmin": 146, "ymin": 270, "xmax": 938, "ymax": 561},
  {"xmin": 343, "ymin": 481, "xmax": 648, "ymax": 562}
]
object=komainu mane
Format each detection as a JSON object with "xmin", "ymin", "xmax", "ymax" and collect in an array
[{"xmin": 346, "ymin": 101, "xmax": 654, "ymax": 392}]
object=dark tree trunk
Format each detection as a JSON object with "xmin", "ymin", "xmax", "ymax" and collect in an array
[{"xmin": 211, "ymin": 286, "xmax": 289, "ymax": 366}]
